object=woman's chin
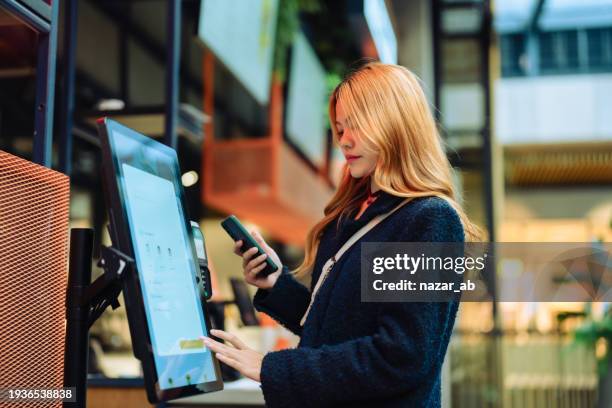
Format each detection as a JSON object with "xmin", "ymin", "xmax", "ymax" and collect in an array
[{"xmin": 348, "ymin": 169, "xmax": 366, "ymax": 178}]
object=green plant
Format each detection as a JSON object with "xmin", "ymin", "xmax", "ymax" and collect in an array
[
  {"xmin": 273, "ymin": 0, "xmax": 322, "ymax": 81},
  {"xmin": 574, "ymin": 313, "xmax": 612, "ymax": 377}
]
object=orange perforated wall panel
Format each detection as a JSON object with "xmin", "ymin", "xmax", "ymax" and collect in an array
[{"xmin": 0, "ymin": 151, "xmax": 70, "ymax": 407}]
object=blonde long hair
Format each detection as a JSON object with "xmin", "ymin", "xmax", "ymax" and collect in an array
[{"xmin": 293, "ymin": 62, "xmax": 480, "ymax": 277}]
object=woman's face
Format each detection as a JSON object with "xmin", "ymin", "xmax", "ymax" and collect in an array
[{"xmin": 335, "ymin": 99, "xmax": 378, "ymax": 179}]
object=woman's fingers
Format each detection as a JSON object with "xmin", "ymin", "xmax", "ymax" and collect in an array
[
  {"xmin": 210, "ymin": 329, "xmax": 247, "ymax": 350},
  {"xmin": 241, "ymin": 247, "xmax": 259, "ymax": 268},
  {"xmin": 251, "ymin": 230, "xmax": 269, "ymax": 250},
  {"xmin": 215, "ymin": 353, "xmax": 242, "ymax": 371},
  {"xmin": 246, "ymin": 253, "xmax": 267, "ymax": 271},
  {"xmin": 233, "ymin": 240, "xmax": 243, "ymax": 255},
  {"xmin": 202, "ymin": 332, "xmax": 264, "ymax": 383},
  {"xmin": 248, "ymin": 262, "xmax": 267, "ymax": 278},
  {"xmin": 202, "ymin": 336, "xmax": 242, "ymax": 359}
]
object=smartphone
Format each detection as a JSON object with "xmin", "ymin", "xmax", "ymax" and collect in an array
[{"xmin": 220, "ymin": 215, "xmax": 279, "ymax": 277}]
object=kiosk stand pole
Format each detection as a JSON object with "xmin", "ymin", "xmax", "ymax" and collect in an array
[
  {"xmin": 63, "ymin": 228, "xmax": 135, "ymax": 408},
  {"xmin": 64, "ymin": 228, "xmax": 93, "ymax": 407}
]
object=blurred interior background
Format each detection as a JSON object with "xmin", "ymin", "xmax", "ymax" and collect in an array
[{"xmin": 0, "ymin": 0, "xmax": 611, "ymax": 407}]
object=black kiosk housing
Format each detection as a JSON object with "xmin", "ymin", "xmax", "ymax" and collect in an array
[{"xmin": 64, "ymin": 118, "xmax": 223, "ymax": 406}]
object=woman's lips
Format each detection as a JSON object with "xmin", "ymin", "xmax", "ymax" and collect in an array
[{"xmin": 346, "ymin": 155, "xmax": 361, "ymax": 163}]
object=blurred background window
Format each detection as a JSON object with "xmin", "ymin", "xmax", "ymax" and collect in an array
[
  {"xmin": 540, "ymin": 30, "xmax": 580, "ymax": 73},
  {"xmin": 500, "ymin": 33, "xmax": 527, "ymax": 77}
]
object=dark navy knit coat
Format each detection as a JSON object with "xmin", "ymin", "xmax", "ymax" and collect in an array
[{"xmin": 253, "ymin": 193, "xmax": 464, "ymax": 408}]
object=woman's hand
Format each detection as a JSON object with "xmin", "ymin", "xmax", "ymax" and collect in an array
[
  {"xmin": 234, "ymin": 230, "xmax": 283, "ymax": 290},
  {"xmin": 203, "ymin": 329, "xmax": 263, "ymax": 382}
]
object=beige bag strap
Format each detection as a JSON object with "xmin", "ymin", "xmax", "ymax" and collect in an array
[{"xmin": 300, "ymin": 198, "xmax": 411, "ymax": 326}]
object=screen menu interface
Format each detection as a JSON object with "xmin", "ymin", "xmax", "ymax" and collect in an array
[{"xmin": 111, "ymin": 128, "xmax": 216, "ymax": 390}]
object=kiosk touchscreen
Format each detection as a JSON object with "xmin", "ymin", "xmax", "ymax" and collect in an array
[{"xmin": 98, "ymin": 118, "xmax": 223, "ymax": 403}]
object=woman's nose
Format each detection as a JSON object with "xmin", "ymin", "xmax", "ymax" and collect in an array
[{"xmin": 339, "ymin": 132, "xmax": 353, "ymax": 150}]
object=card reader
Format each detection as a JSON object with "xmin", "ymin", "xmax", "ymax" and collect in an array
[{"xmin": 191, "ymin": 221, "xmax": 212, "ymax": 300}]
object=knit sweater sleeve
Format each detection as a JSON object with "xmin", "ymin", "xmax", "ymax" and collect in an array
[
  {"xmin": 252, "ymin": 266, "xmax": 311, "ymax": 335},
  {"xmin": 259, "ymin": 198, "xmax": 464, "ymax": 407}
]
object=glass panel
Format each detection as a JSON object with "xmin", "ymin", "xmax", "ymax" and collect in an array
[
  {"xmin": 442, "ymin": 7, "xmax": 482, "ymax": 34},
  {"xmin": 0, "ymin": 7, "xmax": 38, "ymax": 73},
  {"xmin": 441, "ymin": 83, "xmax": 485, "ymax": 131},
  {"xmin": 0, "ymin": 5, "xmax": 40, "ymax": 158},
  {"xmin": 587, "ymin": 27, "xmax": 612, "ymax": 70},
  {"xmin": 540, "ymin": 30, "xmax": 579, "ymax": 73},
  {"xmin": 442, "ymin": 38, "xmax": 482, "ymax": 83}
]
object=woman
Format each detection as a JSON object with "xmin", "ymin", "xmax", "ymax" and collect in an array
[{"xmin": 202, "ymin": 62, "xmax": 479, "ymax": 407}]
